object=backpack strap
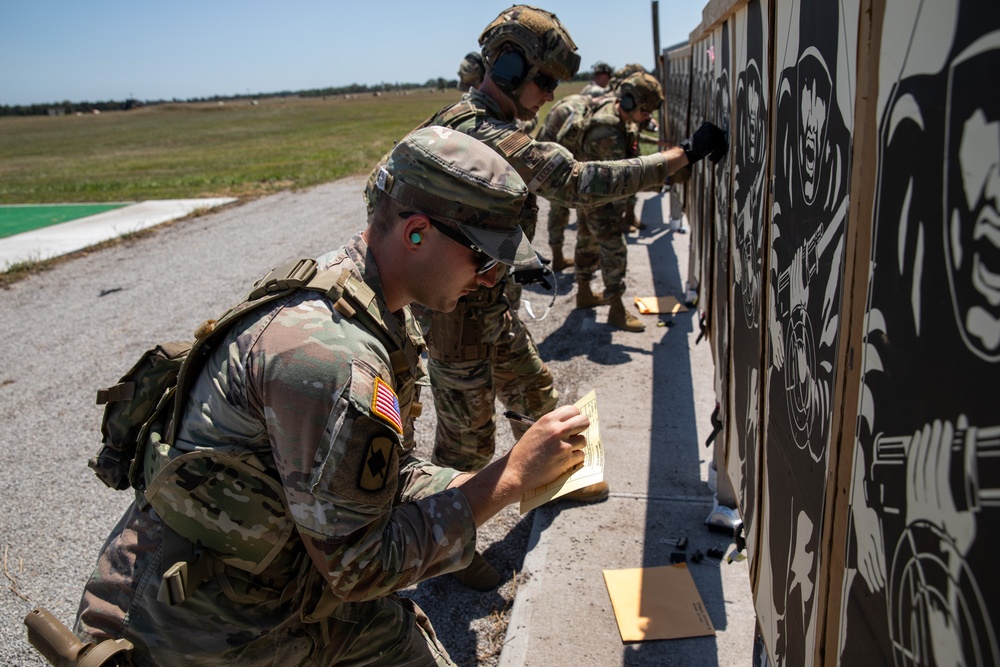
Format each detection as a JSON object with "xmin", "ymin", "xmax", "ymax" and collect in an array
[
  {"xmin": 334, "ymin": 269, "xmax": 418, "ymax": 379},
  {"xmin": 166, "ymin": 259, "xmax": 323, "ymax": 443},
  {"xmin": 166, "ymin": 258, "xmax": 419, "ymax": 444},
  {"xmin": 433, "ymin": 99, "xmax": 483, "ymax": 130}
]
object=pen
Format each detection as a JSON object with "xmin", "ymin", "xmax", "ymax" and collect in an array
[{"xmin": 503, "ymin": 410, "xmax": 537, "ymax": 427}]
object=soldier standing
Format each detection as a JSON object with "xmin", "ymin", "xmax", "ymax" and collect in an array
[
  {"xmin": 72, "ymin": 128, "xmax": 591, "ymax": 666},
  {"xmin": 605, "ymin": 63, "xmax": 670, "ymax": 232},
  {"xmin": 366, "ymin": 4, "xmax": 726, "ymax": 583},
  {"xmin": 541, "ymin": 60, "xmax": 615, "ymax": 263},
  {"xmin": 536, "ymin": 90, "xmax": 592, "ymax": 271},
  {"xmin": 571, "ymin": 72, "xmax": 672, "ymax": 331},
  {"xmin": 580, "ymin": 60, "xmax": 614, "ymax": 97}
]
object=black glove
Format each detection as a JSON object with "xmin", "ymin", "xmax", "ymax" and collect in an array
[{"xmin": 681, "ymin": 122, "xmax": 728, "ymax": 165}]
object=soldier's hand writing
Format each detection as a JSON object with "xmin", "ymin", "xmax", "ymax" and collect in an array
[
  {"xmin": 507, "ymin": 405, "xmax": 589, "ymax": 490},
  {"xmin": 452, "ymin": 406, "xmax": 588, "ymax": 526}
]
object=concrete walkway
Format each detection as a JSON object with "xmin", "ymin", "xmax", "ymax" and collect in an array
[
  {"xmin": 0, "ymin": 198, "xmax": 235, "ymax": 270},
  {"xmin": 498, "ymin": 193, "xmax": 757, "ymax": 667}
]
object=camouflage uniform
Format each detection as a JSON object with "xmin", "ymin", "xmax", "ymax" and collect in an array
[
  {"xmin": 75, "ymin": 238, "xmax": 470, "ymax": 666},
  {"xmin": 415, "ymin": 92, "xmax": 555, "ymax": 472},
  {"xmin": 74, "ymin": 127, "xmax": 533, "ymax": 666},
  {"xmin": 517, "ymin": 113, "xmax": 539, "ymax": 136},
  {"xmin": 572, "ymin": 97, "xmax": 643, "ymax": 299},
  {"xmin": 536, "ymin": 93, "xmax": 597, "ymax": 256},
  {"xmin": 606, "ymin": 66, "xmax": 660, "ymax": 234},
  {"xmin": 365, "ymin": 88, "xmax": 672, "ymax": 471},
  {"xmin": 580, "ymin": 61, "xmax": 613, "ymax": 98},
  {"xmin": 545, "ymin": 200, "xmax": 572, "ymax": 248},
  {"xmin": 365, "ymin": 7, "xmax": 671, "ymax": 470}
]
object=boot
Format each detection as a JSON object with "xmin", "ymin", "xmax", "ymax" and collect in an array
[
  {"xmin": 559, "ymin": 481, "xmax": 610, "ymax": 503},
  {"xmin": 575, "ymin": 280, "xmax": 608, "ymax": 308},
  {"xmin": 550, "ymin": 244, "xmax": 574, "ymax": 271},
  {"xmin": 451, "ymin": 551, "xmax": 501, "ymax": 591},
  {"xmin": 608, "ymin": 296, "xmax": 645, "ymax": 331}
]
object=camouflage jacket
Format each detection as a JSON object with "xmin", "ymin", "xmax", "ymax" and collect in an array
[
  {"xmin": 576, "ymin": 97, "xmax": 640, "ymax": 163},
  {"xmin": 78, "ymin": 234, "xmax": 477, "ymax": 652},
  {"xmin": 580, "ymin": 82, "xmax": 607, "ymax": 98},
  {"xmin": 169, "ymin": 233, "xmax": 476, "ymax": 599},
  {"xmin": 368, "ymin": 88, "xmax": 670, "ymax": 212},
  {"xmin": 536, "ymin": 93, "xmax": 591, "ymax": 146}
]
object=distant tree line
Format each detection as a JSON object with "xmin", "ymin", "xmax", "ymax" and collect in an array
[
  {"xmin": 0, "ymin": 98, "xmax": 144, "ymax": 117},
  {"xmin": 1, "ymin": 71, "xmax": 593, "ymax": 117}
]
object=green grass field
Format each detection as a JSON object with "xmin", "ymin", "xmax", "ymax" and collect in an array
[
  {"xmin": 0, "ymin": 84, "xmax": 586, "ymax": 206},
  {"xmin": 0, "ymin": 91, "xmax": 456, "ymax": 204}
]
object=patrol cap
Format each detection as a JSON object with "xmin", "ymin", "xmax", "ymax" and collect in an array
[{"xmin": 375, "ymin": 126, "xmax": 533, "ymax": 265}]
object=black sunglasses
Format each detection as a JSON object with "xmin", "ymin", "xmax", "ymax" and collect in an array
[
  {"xmin": 532, "ymin": 71, "xmax": 560, "ymax": 93},
  {"xmin": 402, "ymin": 212, "xmax": 500, "ymax": 275},
  {"xmin": 428, "ymin": 219, "xmax": 501, "ymax": 275}
]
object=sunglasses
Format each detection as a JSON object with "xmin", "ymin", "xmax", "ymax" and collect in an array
[
  {"xmin": 532, "ymin": 71, "xmax": 560, "ymax": 93},
  {"xmin": 402, "ymin": 212, "xmax": 500, "ymax": 275},
  {"xmin": 428, "ymin": 218, "xmax": 500, "ymax": 275}
]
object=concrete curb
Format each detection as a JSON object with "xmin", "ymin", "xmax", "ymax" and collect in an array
[{"xmin": 0, "ymin": 198, "xmax": 236, "ymax": 269}]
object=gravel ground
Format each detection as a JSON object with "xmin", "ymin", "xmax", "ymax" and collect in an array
[{"xmin": 0, "ymin": 177, "xmax": 601, "ymax": 666}]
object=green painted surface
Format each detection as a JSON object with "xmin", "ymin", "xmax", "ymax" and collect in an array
[{"xmin": 0, "ymin": 204, "xmax": 131, "ymax": 239}]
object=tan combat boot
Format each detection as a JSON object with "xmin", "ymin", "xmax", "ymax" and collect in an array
[
  {"xmin": 451, "ymin": 551, "xmax": 501, "ymax": 591},
  {"xmin": 550, "ymin": 244, "xmax": 574, "ymax": 271},
  {"xmin": 576, "ymin": 280, "xmax": 608, "ymax": 308},
  {"xmin": 560, "ymin": 480, "xmax": 610, "ymax": 503},
  {"xmin": 608, "ymin": 296, "xmax": 645, "ymax": 331}
]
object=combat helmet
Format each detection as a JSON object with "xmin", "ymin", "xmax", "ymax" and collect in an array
[
  {"xmin": 479, "ymin": 5, "xmax": 581, "ymax": 101},
  {"xmin": 608, "ymin": 63, "xmax": 648, "ymax": 92},
  {"xmin": 617, "ymin": 72, "xmax": 663, "ymax": 113},
  {"xmin": 457, "ymin": 51, "xmax": 485, "ymax": 89}
]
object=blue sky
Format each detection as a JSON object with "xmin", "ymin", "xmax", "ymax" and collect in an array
[{"xmin": 0, "ymin": 1, "xmax": 704, "ymax": 106}]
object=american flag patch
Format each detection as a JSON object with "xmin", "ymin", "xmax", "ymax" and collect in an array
[{"xmin": 371, "ymin": 377, "xmax": 403, "ymax": 434}]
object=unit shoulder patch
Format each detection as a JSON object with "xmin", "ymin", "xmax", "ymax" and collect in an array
[{"xmin": 359, "ymin": 435, "xmax": 394, "ymax": 491}]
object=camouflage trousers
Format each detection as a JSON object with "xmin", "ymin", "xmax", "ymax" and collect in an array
[
  {"xmin": 574, "ymin": 200, "xmax": 630, "ymax": 298},
  {"xmin": 669, "ymin": 183, "xmax": 683, "ymax": 221},
  {"xmin": 546, "ymin": 201, "xmax": 572, "ymax": 246},
  {"xmin": 75, "ymin": 503, "xmax": 456, "ymax": 667},
  {"xmin": 429, "ymin": 303, "xmax": 558, "ymax": 472}
]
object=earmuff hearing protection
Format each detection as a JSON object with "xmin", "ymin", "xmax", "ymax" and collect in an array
[
  {"xmin": 491, "ymin": 49, "xmax": 529, "ymax": 92},
  {"xmin": 620, "ymin": 93, "xmax": 636, "ymax": 112},
  {"xmin": 410, "ymin": 232, "xmax": 422, "ymax": 244}
]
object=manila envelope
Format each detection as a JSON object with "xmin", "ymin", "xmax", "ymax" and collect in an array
[
  {"xmin": 602, "ymin": 563, "xmax": 716, "ymax": 642},
  {"xmin": 633, "ymin": 295, "xmax": 688, "ymax": 315}
]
